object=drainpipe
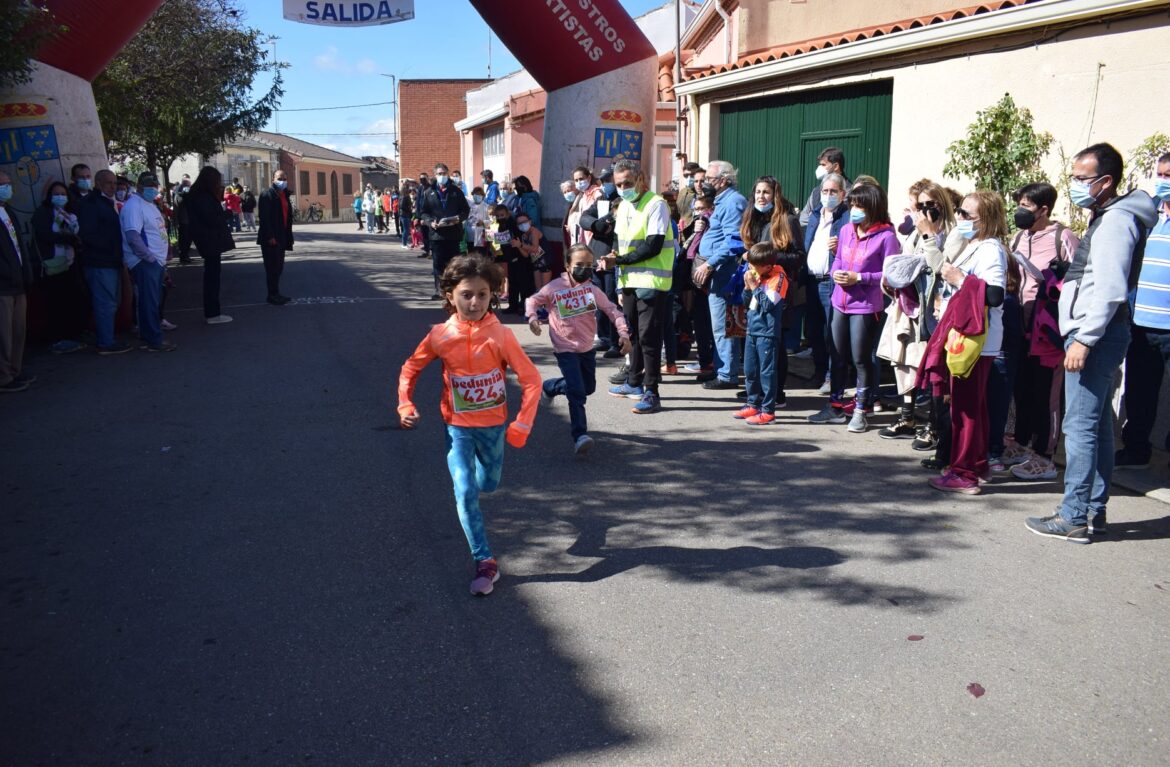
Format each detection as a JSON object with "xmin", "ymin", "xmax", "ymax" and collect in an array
[
  {"xmin": 675, "ymin": 0, "xmax": 683, "ymax": 166},
  {"xmin": 714, "ymin": 0, "xmax": 731, "ymax": 66}
]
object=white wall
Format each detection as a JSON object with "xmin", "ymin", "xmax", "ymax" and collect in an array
[{"xmin": 464, "ymin": 70, "xmax": 539, "ymax": 117}]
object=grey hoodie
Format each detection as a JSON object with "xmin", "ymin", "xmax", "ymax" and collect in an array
[{"xmin": 1059, "ymin": 190, "xmax": 1158, "ymax": 347}]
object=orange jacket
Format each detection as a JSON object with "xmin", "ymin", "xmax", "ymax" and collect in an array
[{"xmin": 398, "ymin": 312, "xmax": 540, "ymax": 442}]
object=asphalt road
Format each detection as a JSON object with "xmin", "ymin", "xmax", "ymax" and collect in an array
[{"xmin": 3, "ymin": 223, "xmax": 1169, "ymax": 766}]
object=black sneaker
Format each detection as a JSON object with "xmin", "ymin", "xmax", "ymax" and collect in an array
[
  {"xmin": 1025, "ymin": 514, "xmax": 1089, "ymax": 544},
  {"xmin": 774, "ymin": 393, "xmax": 787, "ymax": 409},
  {"xmin": 880, "ymin": 418, "xmax": 918, "ymax": 440},
  {"xmin": 920, "ymin": 456, "xmax": 947, "ymax": 470},
  {"xmin": 1113, "ymin": 448, "xmax": 1150, "ymax": 468},
  {"xmin": 911, "ymin": 427, "xmax": 938, "ymax": 452},
  {"xmin": 702, "ymin": 378, "xmax": 739, "ymax": 390},
  {"xmin": 0, "ymin": 379, "xmax": 30, "ymax": 393},
  {"xmin": 1088, "ymin": 509, "xmax": 1108, "ymax": 536},
  {"xmin": 603, "ymin": 348, "xmax": 624, "ymax": 359},
  {"xmin": 607, "ymin": 364, "xmax": 629, "ymax": 385},
  {"xmin": 97, "ymin": 341, "xmax": 133, "ymax": 355},
  {"xmin": 695, "ymin": 371, "xmax": 717, "ymax": 382},
  {"xmin": 267, "ymin": 294, "xmax": 290, "ymax": 306}
]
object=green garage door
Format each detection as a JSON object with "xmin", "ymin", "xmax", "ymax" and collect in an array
[{"xmin": 718, "ymin": 80, "xmax": 893, "ymax": 206}]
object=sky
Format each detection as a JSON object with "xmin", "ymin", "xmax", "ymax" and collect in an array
[{"xmin": 243, "ymin": 0, "xmax": 671, "ymax": 161}]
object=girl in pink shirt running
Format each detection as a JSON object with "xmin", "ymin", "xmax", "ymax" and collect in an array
[{"xmin": 526, "ymin": 244, "xmax": 630, "ymax": 454}]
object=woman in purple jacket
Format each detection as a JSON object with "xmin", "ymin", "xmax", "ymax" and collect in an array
[{"xmin": 811, "ymin": 182, "xmax": 901, "ymax": 433}]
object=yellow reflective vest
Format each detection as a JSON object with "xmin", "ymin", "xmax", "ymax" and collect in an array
[{"xmin": 615, "ymin": 192, "xmax": 675, "ymax": 291}]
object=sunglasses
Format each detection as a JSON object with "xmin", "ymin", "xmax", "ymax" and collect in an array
[
  {"xmin": 955, "ymin": 208, "xmax": 978, "ymax": 220},
  {"xmin": 915, "ymin": 201, "xmax": 938, "ymax": 211}
]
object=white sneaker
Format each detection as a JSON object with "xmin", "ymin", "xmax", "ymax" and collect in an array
[
  {"xmin": 847, "ymin": 409, "xmax": 868, "ymax": 433},
  {"xmin": 574, "ymin": 434, "xmax": 594, "ymax": 455},
  {"xmin": 161, "ymin": 319, "xmax": 178, "ymax": 331},
  {"xmin": 206, "ymin": 315, "xmax": 234, "ymax": 325}
]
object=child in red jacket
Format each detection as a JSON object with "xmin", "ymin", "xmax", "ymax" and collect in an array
[{"xmin": 398, "ymin": 255, "xmax": 541, "ymax": 595}]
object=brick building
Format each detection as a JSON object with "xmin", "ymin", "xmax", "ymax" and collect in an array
[{"xmin": 398, "ymin": 78, "xmax": 490, "ymax": 185}]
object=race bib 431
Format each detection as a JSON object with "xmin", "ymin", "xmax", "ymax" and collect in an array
[
  {"xmin": 553, "ymin": 286, "xmax": 597, "ymax": 319},
  {"xmin": 450, "ymin": 369, "xmax": 507, "ymax": 413}
]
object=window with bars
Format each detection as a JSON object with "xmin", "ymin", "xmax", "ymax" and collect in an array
[
  {"xmin": 299, "ymin": 170, "xmax": 310, "ymax": 195},
  {"xmin": 343, "ymin": 174, "xmax": 353, "ymax": 195},
  {"xmin": 482, "ymin": 124, "xmax": 504, "ymax": 157},
  {"xmin": 316, "ymin": 172, "xmax": 326, "ymax": 195}
]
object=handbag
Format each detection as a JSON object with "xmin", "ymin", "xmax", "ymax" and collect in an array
[
  {"xmin": 691, "ymin": 254, "xmax": 712, "ymax": 291},
  {"xmin": 945, "ymin": 310, "xmax": 987, "ymax": 378}
]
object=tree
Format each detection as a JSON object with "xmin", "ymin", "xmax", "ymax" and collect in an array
[
  {"xmin": 0, "ymin": 2, "xmax": 66, "ymax": 91},
  {"xmin": 93, "ymin": 0, "xmax": 283, "ymax": 188},
  {"xmin": 1125, "ymin": 132, "xmax": 1170, "ymax": 192},
  {"xmin": 943, "ymin": 93, "xmax": 1053, "ymax": 203}
]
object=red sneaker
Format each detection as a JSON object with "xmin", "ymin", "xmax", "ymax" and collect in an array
[
  {"xmin": 661, "ymin": 363, "xmax": 679, "ymax": 375},
  {"xmin": 470, "ymin": 558, "xmax": 500, "ymax": 595},
  {"xmin": 733, "ymin": 406, "xmax": 759, "ymax": 419},
  {"xmin": 746, "ymin": 412, "xmax": 775, "ymax": 426}
]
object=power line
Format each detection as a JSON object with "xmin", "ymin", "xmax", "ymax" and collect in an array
[
  {"xmin": 276, "ymin": 101, "xmax": 393, "ymax": 112},
  {"xmin": 284, "ymin": 132, "xmax": 395, "ymax": 136}
]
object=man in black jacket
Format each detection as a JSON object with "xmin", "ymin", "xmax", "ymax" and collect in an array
[
  {"xmin": 0, "ymin": 169, "xmax": 36, "ymax": 392},
  {"xmin": 77, "ymin": 169, "xmax": 131, "ymax": 354},
  {"xmin": 256, "ymin": 169, "xmax": 294, "ymax": 305},
  {"xmin": 418, "ymin": 162, "xmax": 469, "ymax": 299},
  {"xmin": 579, "ymin": 168, "xmax": 623, "ymax": 356}
]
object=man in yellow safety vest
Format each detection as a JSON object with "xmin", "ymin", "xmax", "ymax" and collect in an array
[{"xmin": 599, "ymin": 159, "xmax": 675, "ymax": 414}]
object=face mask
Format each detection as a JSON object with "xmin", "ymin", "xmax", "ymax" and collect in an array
[
  {"xmin": 602, "ymin": 182, "xmax": 615, "ymax": 196},
  {"xmin": 571, "ymin": 266, "xmax": 593, "ymax": 283},
  {"xmin": 849, "ymin": 208, "xmax": 865, "ymax": 225},
  {"xmin": 620, "ymin": 188, "xmax": 638, "ymax": 202},
  {"xmin": 820, "ymin": 193, "xmax": 840, "ymax": 211},
  {"xmin": 815, "ymin": 166, "xmax": 828, "ymax": 181},
  {"xmin": 1069, "ymin": 179, "xmax": 1098, "ymax": 209},
  {"xmin": 142, "ymin": 187, "xmax": 159, "ymax": 202},
  {"xmin": 755, "ymin": 202, "xmax": 774, "ymax": 214},
  {"xmin": 1013, "ymin": 207, "xmax": 1037, "ymax": 230},
  {"xmin": 76, "ymin": 178, "xmax": 92, "ymax": 191},
  {"xmin": 563, "ymin": 192, "xmax": 575, "ymax": 202},
  {"xmin": 116, "ymin": 190, "xmax": 127, "ymax": 201},
  {"xmin": 473, "ymin": 195, "xmax": 484, "ymax": 204},
  {"xmin": 956, "ymin": 219, "xmax": 976, "ymax": 239},
  {"xmin": 519, "ymin": 222, "xmax": 531, "ymax": 232},
  {"xmin": 0, "ymin": 184, "xmax": 11, "ymax": 203},
  {"xmin": 575, "ymin": 179, "xmax": 589, "ymax": 192},
  {"xmin": 51, "ymin": 194, "xmax": 68, "ymax": 208},
  {"xmin": 274, "ymin": 180, "xmax": 287, "ymax": 189},
  {"xmin": 1154, "ymin": 179, "xmax": 1170, "ymax": 201},
  {"xmin": 435, "ymin": 175, "xmax": 449, "ymax": 186},
  {"xmin": 452, "ymin": 176, "xmax": 461, "ymax": 184},
  {"xmin": 684, "ymin": 177, "xmax": 695, "ymax": 188}
]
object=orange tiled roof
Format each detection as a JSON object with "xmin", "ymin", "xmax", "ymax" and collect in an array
[{"xmin": 683, "ymin": 0, "xmax": 1039, "ymax": 81}]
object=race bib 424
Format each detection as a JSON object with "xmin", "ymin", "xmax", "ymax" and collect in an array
[{"xmin": 450, "ymin": 369, "xmax": 507, "ymax": 413}]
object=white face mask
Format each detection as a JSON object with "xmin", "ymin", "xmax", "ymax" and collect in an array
[{"xmin": 815, "ymin": 165, "xmax": 828, "ymax": 181}]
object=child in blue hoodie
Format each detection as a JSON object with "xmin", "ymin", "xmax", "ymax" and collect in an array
[{"xmin": 734, "ymin": 243, "xmax": 788, "ymax": 425}]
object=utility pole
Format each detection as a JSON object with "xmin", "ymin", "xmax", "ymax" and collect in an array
[
  {"xmin": 379, "ymin": 74, "xmax": 399, "ymax": 164},
  {"xmin": 269, "ymin": 37, "xmax": 280, "ymax": 133},
  {"xmin": 487, "ymin": 31, "xmax": 492, "ymax": 78}
]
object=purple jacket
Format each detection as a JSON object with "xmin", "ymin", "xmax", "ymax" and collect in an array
[{"xmin": 831, "ymin": 222, "xmax": 901, "ymax": 314}]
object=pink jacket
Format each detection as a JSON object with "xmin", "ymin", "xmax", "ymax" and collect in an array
[{"xmin": 525, "ymin": 275, "xmax": 629, "ymax": 353}]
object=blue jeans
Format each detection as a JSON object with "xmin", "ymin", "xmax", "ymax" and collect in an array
[
  {"xmin": 546, "ymin": 350, "xmax": 598, "ymax": 440},
  {"xmin": 988, "ymin": 349, "xmax": 1019, "ymax": 459},
  {"xmin": 84, "ymin": 266, "xmax": 120, "ymax": 348},
  {"xmin": 744, "ymin": 334, "xmax": 779, "ymax": 413},
  {"xmin": 804, "ymin": 278, "xmax": 834, "ymax": 379},
  {"xmin": 400, "ymin": 215, "xmax": 410, "ymax": 246},
  {"xmin": 1059, "ymin": 320, "xmax": 1130, "ymax": 526},
  {"xmin": 445, "ymin": 424, "xmax": 506, "ymax": 561},
  {"xmin": 708, "ymin": 291, "xmax": 741, "ymax": 382},
  {"xmin": 131, "ymin": 260, "xmax": 164, "ymax": 346}
]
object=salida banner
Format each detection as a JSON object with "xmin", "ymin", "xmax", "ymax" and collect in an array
[
  {"xmin": 283, "ymin": 0, "xmax": 415, "ymax": 26},
  {"xmin": 469, "ymin": 0, "xmax": 656, "ymax": 93}
]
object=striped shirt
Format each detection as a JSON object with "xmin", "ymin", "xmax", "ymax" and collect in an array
[{"xmin": 1133, "ymin": 214, "xmax": 1170, "ymax": 330}]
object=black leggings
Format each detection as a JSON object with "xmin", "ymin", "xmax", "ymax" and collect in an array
[{"xmin": 830, "ymin": 311, "xmax": 879, "ymax": 403}]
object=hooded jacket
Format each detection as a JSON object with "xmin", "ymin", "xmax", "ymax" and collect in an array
[
  {"xmin": 830, "ymin": 221, "xmax": 901, "ymax": 314},
  {"xmin": 398, "ymin": 312, "xmax": 540, "ymax": 438},
  {"xmin": 1059, "ymin": 190, "xmax": 1158, "ymax": 347},
  {"xmin": 525, "ymin": 274, "xmax": 629, "ymax": 353}
]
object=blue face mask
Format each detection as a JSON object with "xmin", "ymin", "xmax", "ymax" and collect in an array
[
  {"xmin": 142, "ymin": 187, "xmax": 159, "ymax": 202},
  {"xmin": 1154, "ymin": 178, "xmax": 1170, "ymax": 202},
  {"xmin": 575, "ymin": 179, "xmax": 589, "ymax": 192},
  {"xmin": 473, "ymin": 194, "xmax": 484, "ymax": 204},
  {"xmin": 956, "ymin": 219, "xmax": 976, "ymax": 239},
  {"xmin": 76, "ymin": 178, "xmax": 92, "ymax": 191},
  {"xmin": 563, "ymin": 192, "xmax": 575, "ymax": 202},
  {"xmin": 602, "ymin": 182, "xmax": 615, "ymax": 196},
  {"xmin": 755, "ymin": 202, "xmax": 774, "ymax": 214},
  {"xmin": 435, "ymin": 175, "xmax": 449, "ymax": 187},
  {"xmin": 849, "ymin": 207, "xmax": 865, "ymax": 225},
  {"xmin": 821, "ymin": 193, "xmax": 840, "ymax": 211},
  {"xmin": 684, "ymin": 177, "xmax": 694, "ymax": 188},
  {"xmin": 519, "ymin": 222, "xmax": 531, "ymax": 232},
  {"xmin": 0, "ymin": 184, "xmax": 12, "ymax": 202},
  {"xmin": 1069, "ymin": 179, "xmax": 1098, "ymax": 209},
  {"xmin": 51, "ymin": 194, "xmax": 68, "ymax": 208},
  {"xmin": 274, "ymin": 179, "xmax": 287, "ymax": 190},
  {"xmin": 620, "ymin": 188, "xmax": 638, "ymax": 202}
]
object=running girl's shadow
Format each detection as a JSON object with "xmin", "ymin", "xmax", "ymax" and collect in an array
[{"xmin": 513, "ymin": 516, "xmax": 845, "ymax": 584}]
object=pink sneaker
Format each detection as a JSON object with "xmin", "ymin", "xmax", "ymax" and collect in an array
[
  {"xmin": 470, "ymin": 558, "xmax": 500, "ymax": 596},
  {"xmin": 930, "ymin": 472, "xmax": 981, "ymax": 495}
]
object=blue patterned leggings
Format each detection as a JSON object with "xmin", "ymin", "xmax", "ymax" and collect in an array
[{"xmin": 445, "ymin": 424, "xmax": 506, "ymax": 561}]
